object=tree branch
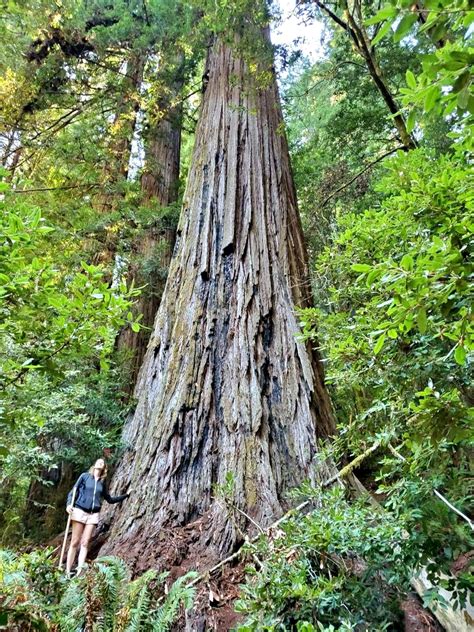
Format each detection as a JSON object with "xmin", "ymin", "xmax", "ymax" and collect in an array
[{"xmin": 320, "ymin": 145, "xmax": 404, "ymax": 208}]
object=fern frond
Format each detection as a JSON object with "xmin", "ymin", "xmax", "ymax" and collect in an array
[
  {"xmin": 57, "ymin": 576, "xmax": 87, "ymax": 632},
  {"xmin": 124, "ymin": 581, "xmax": 152, "ymax": 632},
  {"xmin": 95, "ymin": 556, "xmax": 130, "ymax": 585},
  {"xmin": 150, "ymin": 572, "xmax": 198, "ymax": 632},
  {"xmin": 126, "ymin": 569, "xmax": 159, "ymax": 603}
]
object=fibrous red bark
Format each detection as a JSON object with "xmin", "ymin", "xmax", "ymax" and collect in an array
[{"xmin": 101, "ymin": 31, "xmax": 334, "ymax": 567}]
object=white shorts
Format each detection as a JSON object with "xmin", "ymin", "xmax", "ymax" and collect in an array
[{"xmin": 71, "ymin": 507, "xmax": 100, "ymax": 525}]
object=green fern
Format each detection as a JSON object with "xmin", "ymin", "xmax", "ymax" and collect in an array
[
  {"xmin": 150, "ymin": 572, "xmax": 198, "ymax": 632},
  {"xmin": 122, "ymin": 570, "xmax": 170, "ymax": 631},
  {"xmin": 95, "ymin": 557, "xmax": 130, "ymax": 629},
  {"xmin": 125, "ymin": 580, "xmax": 152, "ymax": 632},
  {"xmin": 1, "ymin": 551, "xmax": 198, "ymax": 631},
  {"xmin": 57, "ymin": 575, "xmax": 87, "ymax": 632},
  {"xmin": 0, "ymin": 548, "xmax": 58, "ymax": 630}
]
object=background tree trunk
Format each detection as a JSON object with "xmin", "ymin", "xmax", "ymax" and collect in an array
[
  {"xmin": 116, "ymin": 78, "xmax": 183, "ymax": 394},
  {"xmin": 140, "ymin": 98, "xmax": 182, "ymax": 206},
  {"xmin": 91, "ymin": 53, "xmax": 144, "ymax": 274},
  {"xmin": 95, "ymin": 53, "xmax": 144, "ymax": 212},
  {"xmin": 101, "ymin": 31, "xmax": 334, "ymax": 570}
]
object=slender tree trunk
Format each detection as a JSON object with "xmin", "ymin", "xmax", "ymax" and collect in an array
[
  {"xmin": 23, "ymin": 461, "xmax": 75, "ymax": 539},
  {"xmin": 96, "ymin": 53, "xmax": 144, "ymax": 211},
  {"xmin": 101, "ymin": 31, "xmax": 334, "ymax": 569},
  {"xmin": 140, "ymin": 101, "xmax": 182, "ymax": 206}
]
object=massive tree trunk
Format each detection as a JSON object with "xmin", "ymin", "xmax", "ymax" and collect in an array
[
  {"xmin": 101, "ymin": 31, "xmax": 334, "ymax": 569},
  {"xmin": 117, "ymin": 93, "xmax": 182, "ymax": 392}
]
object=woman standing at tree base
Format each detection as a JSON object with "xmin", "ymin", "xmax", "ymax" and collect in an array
[{"xmin": 65, "ymin": 458, "xmax": 129, "ymax": 577}]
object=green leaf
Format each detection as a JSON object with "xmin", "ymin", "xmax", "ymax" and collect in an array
[
  {"xmin": 454, "ymin": 345, "xmax": 466, "ymax": 365},
  {"xmin": 406, "ymin": 110, "xmax": 416, "ymax": 134},
  {"xmin": 394, "ymin": 13, "xmax": 418, "ymax": 42},
  {"xmin": 372, "ymin": 20, "xmax": 393, "ymax": 46},
  {"xmin": 374, "ymin": 333, "xmax": 386, "ymax": 355},
  {"xmin": 351, "ymin": 263, "xmax": 371, "ymax": 273},
  {"xmin": 400, "ymin": 254, "xmax": 414, "ymax": 271},
  {"xmin": 365, "ymin": 5, "xmax": 397, "ymax": 26},
  {"xmin": 429, "ymin": 22, "xmax": 447, "ymax": 44},
  {"xmin": 417, "ymin": 308, "xmax": 427, "ymax": 334},
  {"xmin": 467, "ymin": 95, "xmax": 474, "ymax": 115},
  {"xmin": 463, "ymin": 11, "xmax": 474, "ymax": 28},
  {"xmin": 367, "ymin": 268, "xmax": 380, "ymax": 285},
  {"xmin": 387, "ymin": 329, "xmax": 398, "ymax": 339},
  {"xmin": 457, "ymin": 88, "xmax": 470, "ymax": 110},
  {"xmin": 424, "ymin": 85, "xmax": 439, "ymax": 112},
  {"xmin": 452, "ymin": 71, "xmax": 470, "ymax": 94},
  {"xmin": 448, "ymin": 52, "xmax": 474, "ymax": 65},
  {"xmin": 131, "ymin": 322, "xmax": 140, "ymax": 333},
  {"xmin": 405, "ymin": 70, "xmax": 417, "ymax": 90}
]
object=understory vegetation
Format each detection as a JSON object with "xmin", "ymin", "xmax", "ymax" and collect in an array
[
  {"xmin": 0, "ymin": 550, "xmax": 196, "ymax": 630},
  {"xmin": 1, "ymin": 0, "xmax": 472, "ymax": 629}
]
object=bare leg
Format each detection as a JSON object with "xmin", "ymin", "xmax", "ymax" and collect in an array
[
  {"xmin": 66, "ymin": 521, "xmax": 84, "ymax": 574},
  {"xmin": 76, "ymin": 523, "xmax": 96, "ymax": 575}
]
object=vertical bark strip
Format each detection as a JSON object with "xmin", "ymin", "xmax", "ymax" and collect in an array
[{"xmin": 102, "ymin": 32, "xmax": 334, "ymax": 565}]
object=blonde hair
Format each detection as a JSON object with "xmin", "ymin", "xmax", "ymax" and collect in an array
[{"xmin": 89, "ymin": 461, "xmax": 108, "ymax": 480}]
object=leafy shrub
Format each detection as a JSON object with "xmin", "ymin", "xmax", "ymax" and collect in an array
[
  {"xmin": 0, "ymin": 173, "xmax": 141, "ymax": 541},
  {"xmin": 236, "ymin": 486, "xmax": 418, "ymax": 631},
  {"xmin": 294, "ymin": 144, "xmax": 473, "ymax": 612}
]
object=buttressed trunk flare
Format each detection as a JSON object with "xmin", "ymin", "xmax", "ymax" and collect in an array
[{"xmin": 101, "ymin": 30, "xmax": 334, "ymax": 567}]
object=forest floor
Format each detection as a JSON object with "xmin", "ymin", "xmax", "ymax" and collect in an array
[{"xmin": 45, "ymin": 503, "xmax": 453, "ymax": 631}]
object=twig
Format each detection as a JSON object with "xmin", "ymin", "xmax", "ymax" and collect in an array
[
  {"xmin": 388, "ymin": 443, "xmax": 473, "ymax": 531},
  {"xmin": 320, "ymin": 146, "xmax": 404, "ymax": 208},
  {"xmin": 230, "ymin": 503, "xmax": 265, "ymax": 534},
  {"xmin": 387, "ymin": 442, "xmax": 406, "ymax": 462},
  {"xmin": 322, "ymin": 441, "xmax": 381, "ymax": 488},
  {"xmin": 433, "ymin": 490, "xmax": 474, "ymax": 531}
]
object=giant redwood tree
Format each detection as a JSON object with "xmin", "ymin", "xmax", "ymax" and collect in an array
[{"xmin": 101, "ymin": 26, "xmax": 335, "ymax": 568}]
